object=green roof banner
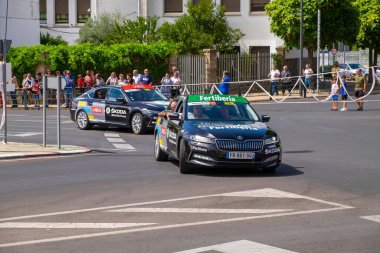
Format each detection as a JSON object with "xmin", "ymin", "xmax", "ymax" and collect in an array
[{"xmin": 187, "ymin": 94, "xmax": 248, "ymax": 104}]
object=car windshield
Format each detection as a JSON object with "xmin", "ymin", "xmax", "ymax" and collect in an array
[
  {"xmin": 348, "ymin": 64, "xmax": 364, "ymax": 69},
  {"xmin": 124, "ymin": 89, "xmax": 168, "ymax": 102},
  {"xmin": 186, "ymin": 101, "xmax": 260, "ymax": 121}
]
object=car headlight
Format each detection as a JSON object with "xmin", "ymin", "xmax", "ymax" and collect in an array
[
  {"xmin": 189, "ymin": 135, "xmax": 215, "ymax": 144},
  {"xmin": 264, "ymin": 136, "xmax": 279, "ymax": 145}
]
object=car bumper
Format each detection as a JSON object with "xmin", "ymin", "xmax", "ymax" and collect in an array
[{"xmin": 185, "ymin": 140, "xmax": 282, "ymax": 169}]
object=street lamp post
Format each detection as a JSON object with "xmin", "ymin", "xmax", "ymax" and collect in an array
[{"xmin": 299, "ymin": 0, "xmax": 304, "ymax": 97}]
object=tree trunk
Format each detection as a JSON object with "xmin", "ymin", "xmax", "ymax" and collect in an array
[{"xmin": 369, "ymin": 48, "xmax": 373, "ymax": 67}]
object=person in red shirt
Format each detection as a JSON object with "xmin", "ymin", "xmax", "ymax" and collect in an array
[
  {"xmin": 84, "ymin": 70, "xmax": 95, "ymax": 91},
  {"xmin": 77, "ymin": 74, "xmax": 85, "ymax": 95}
]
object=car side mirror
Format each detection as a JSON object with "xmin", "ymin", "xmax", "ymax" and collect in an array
[
  {"xmin": 168, "ymin": 112, "xmax": 180, "ymax": 121},
  {"xmin": 261, "ymin": 115, "xmax": 270, "ymax": 122}
]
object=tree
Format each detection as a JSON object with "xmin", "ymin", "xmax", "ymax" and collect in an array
[
  {"xmin": 158, "ymin": 0, "xmax": 244, "ymax": 54},
  {"xmin": 113, "ymin": 16, "xmax": 161, "ymax": 44},
  {"xmin": 78, "ymin": 12, "xmax": 126, "ymax": 44},
  {"xmin": 355, "ymin": 0, "xmax": 380, "ymax": 66},
  {"xmin": 40, "ymin": 33, "xmax": 68, "ymax": 46},
  {"xmin": 265, "ymin": 0, "xmax": 359, "ymax": 66}
]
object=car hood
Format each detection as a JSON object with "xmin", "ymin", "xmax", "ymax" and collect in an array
[
  {"xmin": 134, "ymin": 101, "xmax": 169, "ymax": 112},
  {"xmin": 185, "ymin": 121, "xmax": 271, "ymax": 140}
]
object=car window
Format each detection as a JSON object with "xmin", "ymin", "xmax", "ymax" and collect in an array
[
  {"xmin": 124, "ymin": 89, "xmax": 168, "ymax": 102},
  {"xmin": 186, "ymin": 101, "xmax": 259, "ymax": 121},
  {"xmin": 107, "ymin": 89, "xmax": 125, "ymax": 102},
  {"xmin": 93, "ymin": 89, "xmax": 107, "ymax": 100}
]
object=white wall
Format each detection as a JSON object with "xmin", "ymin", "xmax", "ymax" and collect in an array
[{"xmin": 0, "ymin": 0, "xmax": 40, "ymax": 46}]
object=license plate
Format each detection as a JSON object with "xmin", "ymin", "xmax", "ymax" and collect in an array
[{"xmin": 227, "ymin": 152, "xmax": 255, "ymax": 160}]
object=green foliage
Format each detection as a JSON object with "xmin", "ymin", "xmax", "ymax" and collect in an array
[
  {"xmin": 265, "ymin": 0, "xmax": 359, "ymax": 51},
  {"xmin": 7, "ymin": 43, "xmax": 177, "ymax": 83},
  {"xmin": 158, "ymin": 0, "xmax": 244, "ymax": 54},
  {"xmin": 355, "ymin": 0, "xmax": 380, "ymax": 51},
  {"xmin": 113, "ymin": 16, "xmax": 161, "ymax": 44},
  {"xmin": 271, "ymin": 53, "xmax": 283, "ymax": 70},
  {"xmin": 78, "ymin": 12, "xmax": 126, "ymax": 44},
  {"xmin": 40, "ymin": 33, "xmax": 68, "ymax": 46}
]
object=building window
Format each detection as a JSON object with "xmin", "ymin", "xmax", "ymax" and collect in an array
[
  {"xmin": 250, "ymin": 0, "xmax": 270, "ymax": 12},
  {"xmin": 165, "ymin": 0, "xmax": 183, "ymax": 13},
  {"xmin": 55, "ymin": 0, "xmax": 69, "ymax": 24},
  {"xmin": 40, "ymin": 0, "xmax": 47, "ymax": 24},
  {"xmin": 77, "ymin": 0, "xmax": 91, "ymax": 23},
  {"xmin": 221, "ymin": 0, "xmax": 240, "ymax": 13}
]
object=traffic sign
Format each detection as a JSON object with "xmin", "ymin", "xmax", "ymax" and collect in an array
[{"xmin": 0, "ymin": 39, "xmax": 12, "ymax": 57}]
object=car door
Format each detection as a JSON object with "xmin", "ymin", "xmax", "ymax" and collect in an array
[
  {"xmin": 166, "ymin": 99, "xmax": 184, "ymax": 158},
  {"xmin": 105, "ymin": 88, "xmax": 130, "ymax": 126},
  {"xmin": 90, "ymin": 88, "xmax": 108, "ymax": 123}
]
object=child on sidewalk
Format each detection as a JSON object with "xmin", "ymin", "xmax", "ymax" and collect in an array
[
  {"xmin": 31, "ymin": 80, "xmax": 40, "ymax": 110},
  {"xmin": 330, "ymin": 77, "xmax": 339, "ymax": 111},
  {"xmin": 340, "ymin": 75, "xmax": 348, "ymax": 111}
]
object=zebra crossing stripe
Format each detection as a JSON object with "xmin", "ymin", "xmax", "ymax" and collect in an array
[
  {"xmin": 174, "ymin": 240, "xmax": 298, "ymax": 253},
  {"xmin": 361, "ymin": 215, "xmax": 380, "ymax": 223}
]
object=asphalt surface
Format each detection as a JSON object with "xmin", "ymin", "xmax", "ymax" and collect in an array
[{"xmin": 0, "ymin": 96, "xmax": 380, "ymax": 253}]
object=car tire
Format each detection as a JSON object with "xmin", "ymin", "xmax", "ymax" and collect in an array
[
  {"xmin": 131, "ymin": 113, "xmax": 146, "ymax": 135},
  {"xmin": 179, "ymin": 139, "xmax": 194, "ymax": 174},
  {"xmin": 76, "ymin": 110, "xmax": 92, "ymax": 130},
  {"xmin": 154, "ymin": 133, "xmax": 168, "ymax": 161}
]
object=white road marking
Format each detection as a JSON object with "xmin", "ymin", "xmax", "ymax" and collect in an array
[
  {"xmin": 9, "ymin": 132, "xmax": 43, "ymax": 137},
  {"xmin": 0, "ymin": 188, "xmax": 352, "ymax": 223},
  {"xmin": 175, "ymin": 239, "xmax": 298, "ymax": 253},
  {"xmin": 106, "ymin": 208, "xmax": 292, "ymax": 214},
  {"xmin": 106, "ymin": 138, "xmax": 125, "ymax": 143},
  {"xmin": 220, "ymin": 188, "xmax": 305, "ymax": 199},
  {"xmin": 104, "ymin": 133, "xmax": 120, "ymax": 137},
  {"xmin": 0, "ymin": 222, "xmax": 156, "ymax": 229},
  {"xmin": 0, "ymin": 207, "xmax": 347, "ymax": 248},
  {"xmin": 361, "ymin": 215, "xmax": 380, "ymax": 223},
  {"xmin": 112, "ymin": 143, "xmax": 135, "ymax": 150}
]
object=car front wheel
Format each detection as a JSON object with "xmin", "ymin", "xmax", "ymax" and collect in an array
[
  {"xmin": 179, "ymin": 139, "xmax": 194, "ymax": 174},
  {"xmin": 76, "ymin": 110, "xmax": 92, "ymax": 130},
  {"xmin": 131, "ymin": 113, "xmax": 146, "ymax": 135}
]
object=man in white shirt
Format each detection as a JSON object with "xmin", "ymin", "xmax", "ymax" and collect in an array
[
  {"xmin": 132, "ymin": 70, "xmax": 141, "ymax": 84},
  {"xmin": 268, "ymin": 65, "xmax": 280, "ymax": 99}
]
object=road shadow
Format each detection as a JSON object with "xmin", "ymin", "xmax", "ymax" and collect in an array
[{"xmin": 168, "ymin": 161, "xmax": 304, "ymax": 178}]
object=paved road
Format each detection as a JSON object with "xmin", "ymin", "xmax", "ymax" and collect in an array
[{"xmin": 0, "ymin": 97, "xmax": 380, "ymax": 253}]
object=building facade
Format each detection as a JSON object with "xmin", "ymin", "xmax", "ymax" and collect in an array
[{"xmin": 1, "ymin": 0, "xmax": 283, "ymax": 54}]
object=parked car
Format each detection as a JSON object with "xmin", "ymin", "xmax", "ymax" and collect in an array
[
  {"xmin": 376, "ymin": 65, "xmax": 380, "ymax": 77},
  {"xmin": 70, "ymin": 85, "xmax": 169, "ymax": 134},
  {"xmin": 339, "ymin": 63, "xmax": 367, "ymax": 77}
]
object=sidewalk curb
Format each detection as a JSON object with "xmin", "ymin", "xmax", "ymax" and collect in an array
[{"xmin": 0, "ymin": 146, "xmax": 92, "ymax": 160}]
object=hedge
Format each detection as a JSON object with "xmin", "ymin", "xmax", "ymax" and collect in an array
[{"xmin": 7, "ymin": 42, "xmax": 177, "ymax": 84}]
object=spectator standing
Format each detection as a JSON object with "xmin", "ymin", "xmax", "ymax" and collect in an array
[
  {"xmin": 340, "ymin": 75, "xmax": 348, "ymax": 111},
  {"xmin": 84, "ymin": 70, "xmax": 94, "ymax": 91},
  {"xmin": 132, "ymin": 70, "xmax": 141, "ymax": 84},
  {"xmin": 331, "ymin": 61, "xmax": 339, "ymax": 80},
  {"xmin": 281, "ymin": 66, "xmax": 292, "ymax": 95},
  {"xmin": 10, "ymin": 76, "xmax": 18, "ymax": 108},
  {"xmin": 22, "ymin": 73, "xmax": 33, "ymax": 110},
  {"xmin": 95, "ymin": 73, "xmax": 105, "ymax": 87},
  {"xmin": 352, "ymin": 69, "xmax": 366, "ymax": 110},
  {"xmin": 303, "ymin": 64, "xmax": 314, "ymax": 91},
  {"xmin": 268, "ymin": 65, "xmax": 280, "ymax": 98},
  {"xmin": 219, "ymin": 71, "xmax": 230, "ymax": 95},
  {"xmin": 106, "ymin": 72, "xmax": 118, "ymax": 85},
  {"xmin": 160, "ymin": 73, "xmax": 172, "ymax": 98},
  {"xmin": 117, "ymin": 74, "xmax": 126, "ymax": 85},
  {"xmin": 329, "ymin": 77, "xmax": 339, "ymax": 111},
  {"xmin": 31, "ymin": 78, "xmax": 41, "ymax": 110},
  {"xmin": 125, "ymin": 74, "xmax": 134, "ymax": 85},
  {"xmin": 141, "ymin": 69, "xmax": 153, "ymax": 85},
  {"xmin": 77, "ymin": 74, "xmax": 85, "ymax": 94},
  {"xmin": 64, "ymin": 70, "xmax": 75, "ymax": 108},
  {"xmin": 170, "ymin": 71, "xmax": 182, "ymax": 98}
]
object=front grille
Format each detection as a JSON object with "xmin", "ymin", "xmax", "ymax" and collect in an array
[{"xmin": 216, "ymin": 139, "xmax": 264, "ymax": 151}]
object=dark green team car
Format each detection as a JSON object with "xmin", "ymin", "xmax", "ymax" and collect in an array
[{"xmin": 154, "ymin": 94, "xmax": 282, "ymax": 174}]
